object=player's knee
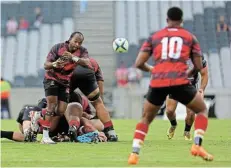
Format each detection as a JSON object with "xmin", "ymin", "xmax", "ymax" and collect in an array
[
  {"xmin": 166, "ymin": 108, "xmax": 175, "ymax": 115},
  {"xmin": 47, "ymin": 103, "xmax": 57, "ymax": 112},
  {"xmin": 66, "ymin": 102, "xmax": 83, "ymax": 116},
  {"xmin": 88, "ymin": 91, "xmax": 100, "ymax": 102}
]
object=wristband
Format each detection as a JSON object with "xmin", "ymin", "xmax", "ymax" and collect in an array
[
  {"xmin": 72, "ymin": 57, "xmax": 80, "ymax": 63},
  {"xmin": 52, "ymin": 62, "xmax": 57, "ymax": 68}
]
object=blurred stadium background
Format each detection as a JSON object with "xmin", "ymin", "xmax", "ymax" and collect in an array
[{"xmin": 1, "ymin": 1, "xmax": 231, "ymax": 120}]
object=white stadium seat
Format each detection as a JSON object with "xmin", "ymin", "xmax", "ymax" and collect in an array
[
  {"xmin": 127, "ymin": 1, "xmax": 138, "ymax": 44},
  {"xmin": 15, "ymin": 31, "xmax": 28, "ymax": 76},
  {"xmin": 220, "ymin": 47, "xmax": 231, "ymax": 88},
  {"xmin": 182, "ymin": 1, "xmax": 193, "ymax": 20},
  {"xmin": 137, "ymin": 1, "xmax": 149, "ymax": 39},
  {"xmin": 149, "ymin": 1, "xmax": 160, "ymax": 32},
  {"xmin": 208, "ymin": 53, "xmax": 223, "ymax": 88},
  {"xmin": 27, "ymin": 30, "xmax": 39, "ymax": 76},
  {"xmin": 38, "ymin": 24, "xmax": 51, "ymax": 69},
  {"xmin": 63, "ymin": 18, "xmax": 74, "ymax": 41},
  {"xmin": 3, "ymin": 36, "xmax": 17, "ymax": 82},
  {"xmin": 115, "ymin": 1, "xmax": 126, "ymax": 38}
]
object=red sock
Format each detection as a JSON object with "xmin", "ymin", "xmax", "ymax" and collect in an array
[
  {"xmin": 194, "ymin": 114, "xmax": 208, "ymax": 131},
  {"xmin": 103, "ymin": 120, "xmax": 113, "ymax": 129},
  {"xmin": 41, "ymin": 109, "xmax": 47, "ymax": 117},
  {"xmin": 69, "ymin": 120, "xmax": 80, "ymax": 129},
  {"xmin": 134, "ymin": 122, "xmax": 149, "ymax": 141},
  {"xmin": 38, "ymin": 118, "xmax": 51, "ymax": 128},
  {"xmin": 194, "ymin": 114, "xmax": 208, "ymax": 146}
]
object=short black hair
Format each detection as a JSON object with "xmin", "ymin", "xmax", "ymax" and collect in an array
[
  {"xmin": 167, "ymin": 7, "xmax": 183, "ymax": 21},
  {"xmin": 68, "ymin": 31, "xmax": 84, "ymax": 41}
]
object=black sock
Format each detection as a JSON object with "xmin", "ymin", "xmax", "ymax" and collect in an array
[
  {"xmin": 184, "ymin": 123, "xmax": 192, "ymax": 132},
  {"xmin": 194, "ymin": 137, "xmax": 203, "ymax": 146},
  {"xmin": 170, "ymin": 119, "xmax": 177, "ymax": 127},
  {"xmin": 103, "ymin": 126, "xmax": 114, "ymax": 133},
  {"xmin": 1, "ymin": 131, "xmax": 14, "ymax": 140}
]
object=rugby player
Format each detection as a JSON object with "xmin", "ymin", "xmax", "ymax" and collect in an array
[
  {"xmin": 128, "ymin": 7, "xmax": 213, "ymax": 165},
  {"xmin": 41, "ymin": 31, "xmax": 92, "ymax": 144},
  {"xmin": 166, "ymin": 56, "xmax": 208, "ymax": 140},
  {"xmin": 70, "ymin": 58, "xmax": 118, "ymax": 141}
]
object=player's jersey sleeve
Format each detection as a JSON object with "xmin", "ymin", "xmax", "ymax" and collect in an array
[
  {"xmin": 191, "ymin": 35, "xmax": 202, "ymax": 56},
  {"xmin": 46, "ymin": 43, "xmax": 61, "ymax": 62},
  {"xmin": 139, "ymin": 36, "xmax": 153, "ymax": 55}
]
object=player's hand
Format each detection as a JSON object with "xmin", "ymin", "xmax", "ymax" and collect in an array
[
  {"xmin": 149, "ymin": 66, "xmax": 154, "ymax": 73},
  {"xmin": 198, "ymin": 89, "xmax": 204, "ymax": 97},
  {"xmin": 97, "ymin": 132, "xmax": 107, "ymax": 142},
  {"xmin": 53, "ymin": 59, "xmax": 66, "ymax": 68},
  {"xmin": 62, "ymin": 51, "xmax": 73, "ymax": 60}
]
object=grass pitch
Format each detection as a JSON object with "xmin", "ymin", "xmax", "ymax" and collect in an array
[{"xmin": 1, "ymin": 119, "xmax": 231, "ymax": 167}]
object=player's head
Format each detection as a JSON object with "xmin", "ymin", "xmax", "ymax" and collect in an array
[
  {"xmin": 167, "ymin": 7, "xmax": 183, "ymax": 25},
  {"xmin": 68, "ymin": 31, "xmax": 84, "ymax": 52}
]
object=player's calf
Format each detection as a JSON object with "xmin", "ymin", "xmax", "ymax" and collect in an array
[
  {"xmin": 186, "ymin": 92, "xmax": 213, "ymax": 160},
  {"xmin": 90, "ymin": 96, "xmax": 118, "ymax": 142},
  {"xmin": 65, "ymin": 102, "xmax": 82, "ymax": 142}
]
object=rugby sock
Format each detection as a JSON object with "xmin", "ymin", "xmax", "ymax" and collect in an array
[
  {"xmin": 39, "ymin": 118, "xmax": 51, "ymax": 128},
  {"xmin": 1, "ymin": 131, "xmax": 14, "ymax": 140},
  {"xmin": 103, "ymin": 120, "xmax": 116, "ymax": 136},
  {"xmin": 68, "ymin": 120, "xmax": 80, "ymax": 129},
  {"xmin": 43, "ymin": 128, "xmax": 50, "ymax": 139},
  {"xmin": 184, "ymin": 123, "xmax": 192, "ymax": 132},
  {"xmin": 132, "ymin": 122, "xmax": 149, "ymax": 154},
  {"xmin": 170, "ymin": 119, "xmax": 177, "ymax": 127},
  {"xmin": 194, "ymin": 114, "xmax": 208, "ymax": 146},
  {"xmin": 38, "ymin": 119, "xmax": 51, "ymax": 139}
]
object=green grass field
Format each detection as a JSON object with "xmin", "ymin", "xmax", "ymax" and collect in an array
[{"xmin": 1, "ymin": 119, "xmax": 231, "ymax": 167}]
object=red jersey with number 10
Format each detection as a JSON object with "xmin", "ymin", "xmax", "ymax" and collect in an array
[{"xmin": 140, "ymin": 27, "xmax": 202, "ymax": 88}]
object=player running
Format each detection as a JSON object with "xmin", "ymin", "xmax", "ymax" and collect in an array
[
  {"xmin": 70, "ymin": 58, "xmax": 118, "ymax": 141},
  {"xmin": 166, "ymin": 55, "xmax": 208, "ymax": 140},
  {"xmin": 128, "ymin": 7, "xmax": 213, "ymax": 165},
  {"xmin": 41, "ymin": 31, "xmax": 92, "ymax": 144}
]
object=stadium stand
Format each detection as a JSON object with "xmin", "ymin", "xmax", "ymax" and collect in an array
[{"xmin": 1, "ymin": 1, "xmax": 74, "ymax": 86}]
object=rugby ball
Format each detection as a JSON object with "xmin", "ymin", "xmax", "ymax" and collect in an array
[{"xmin": 112, "ymin": 38, "xmax": 129, "ymax": 53}]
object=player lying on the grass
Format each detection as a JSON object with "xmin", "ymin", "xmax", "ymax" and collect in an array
[
  {"xmin": 1, "ymin": 93, "xmax": 107, "ymax": 143},
  {"xmin": 50, "ymin": 101, "xmax": 107, "ymax": 143},
  {"xmin": 166, "ymin": 55, "xmax": 208, "ymax": 140},
  {"xmin": 1, "ymin": 98, "xmax": 47, "ymax": 142}
]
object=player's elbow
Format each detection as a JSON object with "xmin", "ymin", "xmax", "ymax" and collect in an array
[{"xmin": 135, "ymin": 61, "xmax": 143, "ymax": 69}]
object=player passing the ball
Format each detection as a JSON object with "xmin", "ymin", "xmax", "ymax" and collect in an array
[
  {"xmin": 128, "ymin": 7, "xmax": 213, "ymax": 165},
  {"xmin": 37, "ymin": 32, "xmax": 92, "ymax": 144}
]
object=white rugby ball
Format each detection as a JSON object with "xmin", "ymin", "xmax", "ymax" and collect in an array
[{"xmin": 113, "ymin": 38, "xmax": 129, "ymax": 53}]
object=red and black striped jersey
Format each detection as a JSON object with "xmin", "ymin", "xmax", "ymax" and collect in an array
[
  {"xmin": 140, "ymin": 27, "xmax": 202, "ymax": 87},
  {"xmin": 45, "ymin": 42, "xmax": 89, "ymax": 87}
]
